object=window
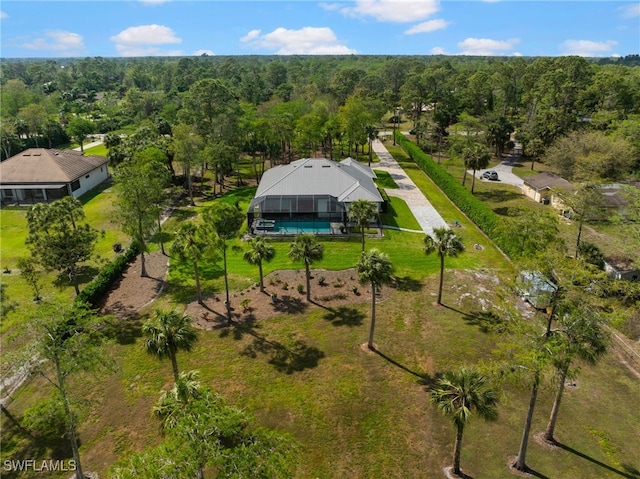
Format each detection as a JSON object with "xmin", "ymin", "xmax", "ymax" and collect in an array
[
  {"xmin": 71, "ymin": 180, "xmax": 81, "ymax": 191},
  {"xmin": 85, "ymin": 175, "xmax": 90, "ymax": 179}
]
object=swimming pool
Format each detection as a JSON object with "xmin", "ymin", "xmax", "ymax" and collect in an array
[{"xmin": 272, "ymin": 220, "xmax": 332, "ymax": 234}]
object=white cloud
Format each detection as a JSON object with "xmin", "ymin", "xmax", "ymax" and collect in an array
[
  {"xmin": 457, "ymin": 37, "xmax": 520, "ymax": 55},
  {"xmin": 22, "ymin": 30, "xmax": 85, "ymax": 54},
  {"xmin": 480, "ymin": 0, "xmax": 501, "ymax": 3},
  {"xmin": 404, "ymin": 19, "xmax": 449, "ymax": 35},
  {"xmin": 193, "ymin": 49, "xmax": 215, "ymax": 56},
  {"xmin": 430, "ymin": 46, "xmax": 447, "ymax": 55},
  {"xmin": 0, "ymin": 11, "xmax": 8, "ymax": 19},
  {"xmin": 333, "ymin": 0, "xmax": 440, "ymax": 23},
  {"xmin": 240, "ymin": 29, "xmax": 261, "ymax": 43},
  {"xmin": 560, "ymin": 39, "xmax": 618, "ymax": 56},
  {"xmin": 110, "ymin": 24, "xmax": 182, "ymax": 56},
  {"xmin": 619, "ymin": 4, "xmax": 640, "ymax": 18},
  {"xmin": 139, "ymin": 0, "xmax": 171, "ymax": 4},
  {"xmin": 241, "ymin": 26, "xmax": 356, "ymax": 55}
]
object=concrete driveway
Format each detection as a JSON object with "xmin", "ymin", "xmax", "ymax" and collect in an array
[{"xmin": 473, "ymin": 152, "xmax": 524, "ymax": 188}]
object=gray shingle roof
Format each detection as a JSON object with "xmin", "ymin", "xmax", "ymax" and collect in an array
[
  {"xmin": 0, "ymin": 148, "xmax": 108, "ymax": 184},
  {"xmin": 250, "ymin": 158, "xmax": 383, "ymax": 208},
  {"xmin": 523, "ymin": 172, "xmax": 573, "ymax": 191}
]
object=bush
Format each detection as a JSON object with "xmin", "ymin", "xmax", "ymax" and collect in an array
[
  {"xmin": 297, "ymin": 284, "xmax": 304, "ymax": 294},
  {"xmin": 395, "ymin": 132, "xmax": 507, "ymax": 251},
  {"xmin": 318, "ymin": 276, "xmax": 326, "ymax": 286},
  {"xmin": 75, "ymin": 241, "xmax": 139, "ymax": 307}
]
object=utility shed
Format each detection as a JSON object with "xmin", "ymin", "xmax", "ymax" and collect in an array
[{"xmin": 518, "ymin": 271, "xmax": 558, "ymax": 309}]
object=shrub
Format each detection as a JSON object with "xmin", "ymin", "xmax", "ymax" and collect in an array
[
  {"xmin": 297, "ymin": 284, "xmax": 304, "ymax": 294},
  {"xmin": 318, "ymin": 276, "xmax": 326, "ymax": 286},
  {"xmin": 75, "ymin": 241, "xmax": 139, "ymax": 307}
]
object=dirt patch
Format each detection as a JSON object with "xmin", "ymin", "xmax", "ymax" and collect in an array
[
  {"xmin": 98, "ymin": 257, "xmax": 395, "ymax": 326},
  {"xmin": 99, "ymin": 251, "xmax": 170, "ymax": 319},
  {"xmin": 185, "ymin": 268, "xmax": 394, "ymax": 330}
]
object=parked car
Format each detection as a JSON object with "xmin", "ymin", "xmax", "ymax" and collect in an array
[{"xmin": 482, "ymin": 170, "xmax": 499, "ymax": 180}]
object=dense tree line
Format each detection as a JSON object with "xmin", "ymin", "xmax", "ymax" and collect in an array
[{"xmin": 2, "ymin": 55, "xmax": 639, "ymax": 185}]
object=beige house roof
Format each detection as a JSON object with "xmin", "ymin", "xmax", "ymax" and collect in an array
[
  {"xmin": 0, "ymin": 148, "xmax": 108, "ymax": 184},
  {"xmin": 523, "ymin": 172, "xmax": 573, "ymax": 191}
]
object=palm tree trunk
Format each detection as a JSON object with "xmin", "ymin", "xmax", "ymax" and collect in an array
[
  {"xmin": 367, "ymin": 283, "xmax": 377, "ymax": 349},
  {"xmin": 437, "ymin": 254, "xmax": 445, "ymax": 305},
  {"xmin": 514, "ymin": 371, "xmax": 540, "ymax": 472},
  {"xmin": 170, "ymin": 350, "xmax": 180, "ymax": 382},
  {"xmin": 471, "ymin": 169, "xmax": 477, "ymax": 194},
  {"xmin": 223, "ymin": 246, "xmax": 231, "ymax": 321},
  {"xmin": 544, "ymin": 362, "xmax": 569, "ymax": 443},
  {"xmin": 575, "ymin": 217, "xmax": 584, "ymax": 259},
  {"xmin": 462, "ymin": 168, "xmax": 467, "ymax": 186},
  {"xmin": 140, "ymin": 251, "xmax": 148, "ymax": 278},
  {"xmin": 305, "ymin": 262, "xmax": 311, "ymax": 302},
  {"xmin": 453, "ymin": 423, "xmax": 464, "ymax": 475},
  {"xmin": 361, "ymin": 227, "xmax": 366, "ymax": 252},
  {"xmin": 157, "ymin": 214, "xmax": 166, "ymax": 255},
  {"xmin": 194, "ymin": 262, "xmax": 202, "ymax": 305},
  {"xmin": 258, "ymin": 261, "xmax": 264, "ymax": 293}
]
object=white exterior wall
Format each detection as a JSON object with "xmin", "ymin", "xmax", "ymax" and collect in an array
[{"xmin": 71, "ymin": 164, "xmax": 109, "ymax": 198}]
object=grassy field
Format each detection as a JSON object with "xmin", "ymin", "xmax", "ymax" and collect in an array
[{"xmin": 2, "ymin": 148, "xmax": 639, "ymax": 479}]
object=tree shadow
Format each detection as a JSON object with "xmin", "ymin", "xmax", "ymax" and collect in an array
[
  {"xmin": 475, "ymin": 189, "xmax": 522, "ymax": 204},
  {"xmin": 101, "ymin": 316, "xmax": 143, "ymax": 345},
  {"xmin": 441, "ymin": 304, "xmax": 507, "ymax": 334},
  {"xmin": 322, "ymin": 306, "xmax": 365, "ymax": 327},
  {"xmin": 271, "ymin": 295, "xmax": 309, "ymax": 315},
  {"xmin": 241, "ymin": 336, "xmax": 325, "ymax": 374},
  {"xmin": 395, "ymin": 276, "xmax": 423, "ymax": 292},
  {"xmin": 555, "ymin": 442, "xmax": 640, "ymax": 478},
  {"xmin": 371, "ymin": 347, "xmax": 431, "ymax": 384}
]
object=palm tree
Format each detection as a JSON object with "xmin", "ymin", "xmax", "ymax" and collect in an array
[
  {"xmin": 288, "ymin": 233, "xmax": 324, "ymax": 302},
  {"xmin": 430, "ymin": 368, "xmax": 499, "ymax": 476},
  {"xmin": 357, "ymin": 249, "xmax": 394, "ymax": 350},
  {"xmin": 424, "ymin": 227, "xmax": 465, "ymax": 305},
  {"xmin": 544, "ymin": 306, "xmax": 609, "ymax": 443},
  {"xmin": 170, "ymin": 222, "xmax": 209, "ymax": 305},
  {"xmin": 348, "ymin": 199, "xmax": 379, "ymax": 252},
  {"xmin": 463, "ymin": 143, "xmax": 490, "ymax": 194},
  {"xmin": 143, "ymin": 309, "xmax": 198, "ymax": 382},
  {"xmin": 153, "ymin": 370, "xmax": 204, "ymax": 430},
  {"xmin": 203, "ymin": 203, "xmax": 244, "ymax": 320},
  {"xmin": 242, "ymin": 236, "xmax": 276, "ymax": 293}
]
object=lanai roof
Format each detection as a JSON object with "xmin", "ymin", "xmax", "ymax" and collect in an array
[
  {"xmin": 0, "ymin": 148, "xmax": 108, "ymax": 185},
  {"xmin": 249, "ymin": 158, "xmax": 383, "ymax": 209}
]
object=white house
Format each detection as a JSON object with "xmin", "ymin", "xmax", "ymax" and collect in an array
[{"xmin": 0, "ymin": 148, "xmax": 110, "ymax": 205}]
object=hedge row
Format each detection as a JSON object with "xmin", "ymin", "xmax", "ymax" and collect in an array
[
  {"xmin": 76, "ymin": 242, "xmax": 140, "ymax": 308},
  {"xmin": 395, "ymin": 132, "xmax": 505, "ymax": 248}
]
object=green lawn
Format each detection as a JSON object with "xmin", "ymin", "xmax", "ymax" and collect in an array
[
  {"xmin": 3, "ymin": 151, "xmax": 639, "ymax": 479},
  {"xmin": 373, "ymin": 169, "xmax": 399, "ymax": 189}
]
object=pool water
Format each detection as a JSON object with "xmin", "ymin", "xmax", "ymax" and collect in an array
[{"xmin": 272, "ymin": 220, "xmax": 332, "ymax": 234}]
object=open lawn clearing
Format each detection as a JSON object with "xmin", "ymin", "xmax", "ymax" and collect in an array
[
  {"xmin": 3, "ymin": 269, "xmax": 639, "ymax": 478},
  {"xmin": 84, "ymin": 143, "xmax": 108, "ymax": 157},
  {"xmin": 379, "ymin": 195, "xmax": 421, "ymax": 230},
  {"xmin": 373, "ymin": 169, "xmax": 399, "ymax": 189}
]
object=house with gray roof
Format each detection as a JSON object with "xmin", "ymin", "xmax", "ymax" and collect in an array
[
  {"xmin": 248, "ymin": 158, "xmax": 384, "ymax": 234},
  {"xmin": 522, "ymin": 172, "xmax": 574, "ymax": 205},
  {"xmin": 0, "ymin": 148, "xmax": 110, "ymax": 205}
]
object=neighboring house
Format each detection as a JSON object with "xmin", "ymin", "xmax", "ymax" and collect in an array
[
  {"xmin": 0, "ymin": 148, "xmax": 110, "ymax": 205},
  {"xmin": 604, "ymin": 256, "xmax": 640, "ymax": 282},
  {"xmin": 522, "ymin": 172, "xmax": 573, "ymax": 206},
  {"xmin": 248, "ymin": 158, "xmax": 384, "ymax": 234},
  {"xmin": 599, "ymin": 183, "xmax": 640, "ymax": 218}
]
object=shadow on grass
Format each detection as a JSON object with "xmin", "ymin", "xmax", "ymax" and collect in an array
[
  {"xmin": 475, "ymin": 189, "xmax": 522, "ymax": 205},
  {"xmin": 395, "ymin": 276, "xmax": 423, "ymax": 292},
  {"xmin": 0, "ymin": 413, "xmax": 75, "ymax": 479},
  {"xmin": 102, "ymin": 316, "xmax": 143, "ymax": 345},
  {"xmin": 371, "ymin": 347, "xmax": 432, "ymax": 383},
  {"xmin": 272, "ymin": 295, "xmax": 309, "ymax": 315},
  {"xmin": 241, "ymin": 333, "xmax": 325, "ymax": 374},
  {"xmin": 442, "ymin": 304, "xmax": 507, "ymax": 334},
  {"xmin": 556, "ymin": 442, "xmax": 640, "ymax": 478},
  {"xmin": 322, "ymin": 306, "xmax": 365, "ymax": 327}
]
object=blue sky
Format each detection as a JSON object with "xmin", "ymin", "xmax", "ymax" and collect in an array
[{"xmin": 1, "ymin": 1, "xmax": 638, "ymax": 58}]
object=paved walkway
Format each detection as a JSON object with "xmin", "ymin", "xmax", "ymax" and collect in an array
[{"xmin": 371, "ymin": 139, "xmax": 449, "ymax": 237}]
